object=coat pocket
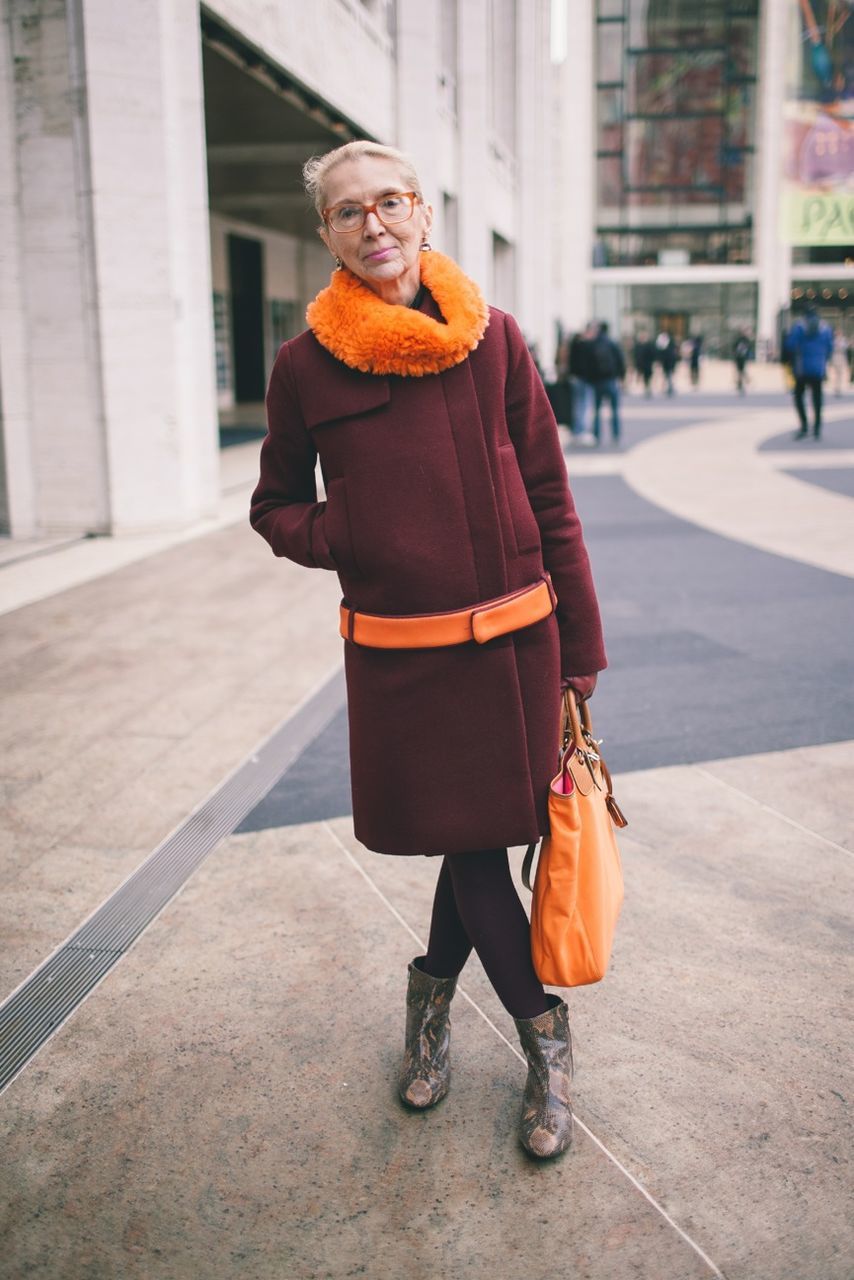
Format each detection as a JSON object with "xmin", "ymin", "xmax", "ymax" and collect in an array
[
  {"xmin": 324, "ymin": 477, "xmax": 361, "ymax": 576},
  {"xmin": 499, "ymin": 444, "xmax": 541, "ymax": 555}
]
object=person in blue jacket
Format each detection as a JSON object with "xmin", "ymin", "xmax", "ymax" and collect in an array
[{"xmin": 785, "ymin": 308, "xmax": 834, "ymax": 439}]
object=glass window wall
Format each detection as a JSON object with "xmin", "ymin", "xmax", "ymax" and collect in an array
[
  {"xmin": 596, "ymin": 86, "xmax": 624, "ymax": 152},
  {"xmin": 597, "ymin": 21, "xmax": 625, "ymax": 82},
  {"xmin": 782, "ymin": 0, "xmax": 854, "ymax": 264},
  {"xmin": 786, "ymin": 282, "xmax": 854, "ymax": 349},
  {"xmin": 595, "ymin": 225, "xmax": 752, "ymax": 267},
  {"xmin": 595, "ymin": 0, "xmax": 759, "ymax": 267},
  {"xmin": 593, "ymin": 280, "xmax": 758, "ymax": 357}
]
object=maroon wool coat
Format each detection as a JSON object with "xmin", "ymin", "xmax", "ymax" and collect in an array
[{"xmin": 250, "ymin": 296, "xmax": 606, "ymax": 856}]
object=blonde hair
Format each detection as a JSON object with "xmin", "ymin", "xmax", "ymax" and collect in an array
[{"xmin": 303, "ymin": 140, "xmax": 424, "ymax": 216}]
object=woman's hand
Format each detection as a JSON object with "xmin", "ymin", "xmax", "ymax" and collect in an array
[{"xmin": 560, "ymin": 673, "xmax": 598, "ymax": 700}]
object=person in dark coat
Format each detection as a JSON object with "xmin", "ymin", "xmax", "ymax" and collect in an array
[
  {"xmin": 732, "ymin": 331, "xmax": 752, "ymax": 395},
  {"xmin": 250, "ymin": 141, "xmax": 607, "ymax": 1160},
  {"xmin": 633, "ymin": 330, "xmax": 655, "ymax": 397},
  {"xmin": 568, "ymin": 323, "xmax": 597, "ymax": 436},
  {"xmin": 655, "ymin": 330, "xmax": 678, "ymax": 395},
  {"xmin": 545, "ymin": 331, "xmax": 573, "ymax": 427},
  {"xmin": 784, "ymin": 308, "xmax": 834, "ymax": 439},
  {"xmin": 589, "ymin": 321, "xmax": 626, "ymax": 445},
  {"xmin": 689, "ymin": 335, "xmax": 703, "ymax": 389}
]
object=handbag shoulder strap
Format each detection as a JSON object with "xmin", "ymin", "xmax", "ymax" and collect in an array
[{"xmin": 522, "ymin": 842, "xmax": 538, "ymax": 892}]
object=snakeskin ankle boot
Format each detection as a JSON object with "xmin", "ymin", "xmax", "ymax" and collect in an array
[
  {"xmin": 398, "ymin": 957, "xmax": 457, "ymax": 1109},
  {"xmin": 514, "ymin": 995, "xmax": 574, "ymax": 1158}
]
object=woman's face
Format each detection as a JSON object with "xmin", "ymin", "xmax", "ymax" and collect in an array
[{"xmin": 319, "ymin": 156, "xmax": 433, "ymax": 303}]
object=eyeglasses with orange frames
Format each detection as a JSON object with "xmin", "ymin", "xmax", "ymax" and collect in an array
[{"xmin": 322, "ymin": 192, "xmax": 420, "ymax": 234}]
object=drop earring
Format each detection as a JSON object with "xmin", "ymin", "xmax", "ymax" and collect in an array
[
  {"xmin": 334, "ymin": 256, "xmax": 343, "ymax": 270},
  {"xmin": 420, "ymin": 242, "xmax": 432, "ymax": 252}
]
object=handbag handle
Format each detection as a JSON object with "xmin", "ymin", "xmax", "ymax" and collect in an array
[
  {"xmin": 563, "ymin": 690, "xmax": 628, "ymax": 829},
  {"xmin": 523, "ymin": 691, "xmax": 628, "ymax": 892},
  {"xmin": 563, "ymin": 688, "xmax": 586, "ymax": 751}
]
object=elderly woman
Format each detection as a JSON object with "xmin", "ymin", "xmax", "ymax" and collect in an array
[{"xmin": 250, "ymin": 141, "xmax": 606, "ymax": 1160}]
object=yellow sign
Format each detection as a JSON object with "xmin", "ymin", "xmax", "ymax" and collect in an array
[
  {"xmin": 781, "ymin": 187, "xmax": 854, "ymax": 245},
  {"xmin": 782, "ymin": 0, "xmax": 853, "ymax": 248}
]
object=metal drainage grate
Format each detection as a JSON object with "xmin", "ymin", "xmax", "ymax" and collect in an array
[{"xmin": 0, "ymin": 666, "xmax": 346, "ymax": 1094}]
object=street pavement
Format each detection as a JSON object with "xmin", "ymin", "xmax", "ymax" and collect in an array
[{"xmin": 0, "ymin": 388, "xmax": 852, "ymax": 1279}]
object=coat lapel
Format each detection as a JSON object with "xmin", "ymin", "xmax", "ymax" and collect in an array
[{"xmin": 290, "ymin": 335, "xmax": 390, "ymax": 429}]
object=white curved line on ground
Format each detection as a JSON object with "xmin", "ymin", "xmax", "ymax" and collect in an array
[
  {"xmin": 621, "ymin": 405, "xmax": 854, "ymax": 580},
  {"xmin": 323, "ymin": 820, "xmax": 725, "ymax": 1280}
]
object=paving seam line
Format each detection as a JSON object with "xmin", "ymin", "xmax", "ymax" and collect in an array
[
  {"xmin": 0, "ymin": 663, "xmax": 347, "ymax": 1095},
  {"xmin": 693, "ymin": 767, "xmax": 854, "ymax": 862},
  {"xmin": 322, "ymin": 820, "xmax": 726, "ymax": 1280}
]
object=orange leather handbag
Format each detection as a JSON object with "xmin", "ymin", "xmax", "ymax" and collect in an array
[{"xmin": 522, "ymin": 691, "xmax": 627, "ymax": 987}]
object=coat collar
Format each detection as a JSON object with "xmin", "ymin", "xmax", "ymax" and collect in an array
[{"xmin": 305, "ymin": 251, "xmax": 489, "ymax": 377}]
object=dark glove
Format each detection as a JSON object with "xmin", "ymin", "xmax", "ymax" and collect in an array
[{"xmin": 560, "ymin": 673, "xmax": 598, "ymax": 701}]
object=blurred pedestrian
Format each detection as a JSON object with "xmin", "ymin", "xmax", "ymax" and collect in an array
[
  {"xmin": 780, "ymin": 326, "xmax": 795, "ymax": 392},
  {"xmin": 633, "ymin": 329, "xmax": 655, "ymax": 397},
  {"xmin": 830, "ymin": 332, "xmax": 849, "ymax": 397},
  {"xmin": 251, "ymin": 140, "xmax": 606, "ymax": 1161},
  {"xmin": 568, "ymin": 323, "xmax": 597, "ymax": 438},
  {"xmin": 784, "ymin": 307, "xmax": 834, "ymax": 439},
  {"xmin": 733, "ymin": 331, "xmax": 752, "ymax": 394},
  {"xmin": 590, "ymin": 322, "xmax": 626, "ymax": 445},
  {"xmin": 655, "ymin": 330, "xmax": 678, "ymax": 395},
  {"xmin": 545, "ymin": 334, "xmax": 573, "ymax": 428},
  {"xmin": 689, "ymin": 335, "xmax": 703, "ymax": 389},
  {"xmin": 526, "ymin": 338, "xmax": 544, "ymax": 381}
]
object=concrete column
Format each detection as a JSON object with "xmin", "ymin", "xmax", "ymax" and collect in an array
[
  {"xmin": 755, "ymin": 0, "xmax": 791, "ymax": 356},
  {"xmin": 394, "ymin": 0, "xmax": 442, "ymax": 232},
  {"xmin": 456, "ymin": 0, "xmax": 491, "ymax": 288},
  {"xmin": 515, "ymin": 0, "xmax": 553, "ymax": 362},
  {"xmin": 1, "ymin": 0, "xmax": 217, "ymax": 539},
  {"xmin": 556, "ymin": 0, "xmax": 595, "ymax": 332},
  {"xmin": 1, "ymin": 0, "xmax": 110, "ymax": 536},
  {"xmin": 80, "ymin": 0, "xmax": 218, "ymax": 532},
  {"xmin": 0, "ymin": 5, "xmax": 36, "ymax": 535}
]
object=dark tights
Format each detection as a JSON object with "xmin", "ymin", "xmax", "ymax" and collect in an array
[{"xmin": 422, "ymin": 848, "xmax": 548, "ymax": 1020}]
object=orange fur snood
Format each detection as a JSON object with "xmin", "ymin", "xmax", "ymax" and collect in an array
[{"xmin": 306, "ymin": 251, "xmax": 489, "ymax": 377}]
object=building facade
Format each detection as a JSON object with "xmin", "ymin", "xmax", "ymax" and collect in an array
[
  {"xmin": 2, "ymin": 0, "xmax": 850, "ymax": 541},
  {"xmin": 568, "ymin": 0, "xmax": 852, "ymax": 359},
  {"xmin": 0, "ymin": 0, "xmax": 556, "ymax": 540}
]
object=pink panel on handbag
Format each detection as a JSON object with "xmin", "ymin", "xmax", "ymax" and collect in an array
[{"xmin": 552, "ymin": 761, "xmax": 575, "ymax": 796}]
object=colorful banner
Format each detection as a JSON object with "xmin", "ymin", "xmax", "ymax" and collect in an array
[{"xmin": 782, "ymin": 0, "xmax": 854, "ymax": 245}]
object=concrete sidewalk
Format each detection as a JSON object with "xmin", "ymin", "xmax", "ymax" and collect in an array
[{"xmin": 0, "ymin": 395, "xmax": 852, "ymax": 1279}]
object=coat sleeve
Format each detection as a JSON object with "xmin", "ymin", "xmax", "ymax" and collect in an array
[
  {"xmin": 503, "ymin": 312, "xmax": 607, "ymax": 676},
  {"xmin": 249, "ymin": 343, "xmax": 337, "ymax": 569}
]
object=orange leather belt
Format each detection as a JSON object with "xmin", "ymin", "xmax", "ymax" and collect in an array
[{"xmin": 339, "ymin": 575, "xmax": 557, "ymax": 649}]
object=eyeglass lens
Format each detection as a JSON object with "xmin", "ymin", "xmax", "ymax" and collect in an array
[{"xmin": 328, "ymin": 194, "xmax": 414, "ymax": 233}]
